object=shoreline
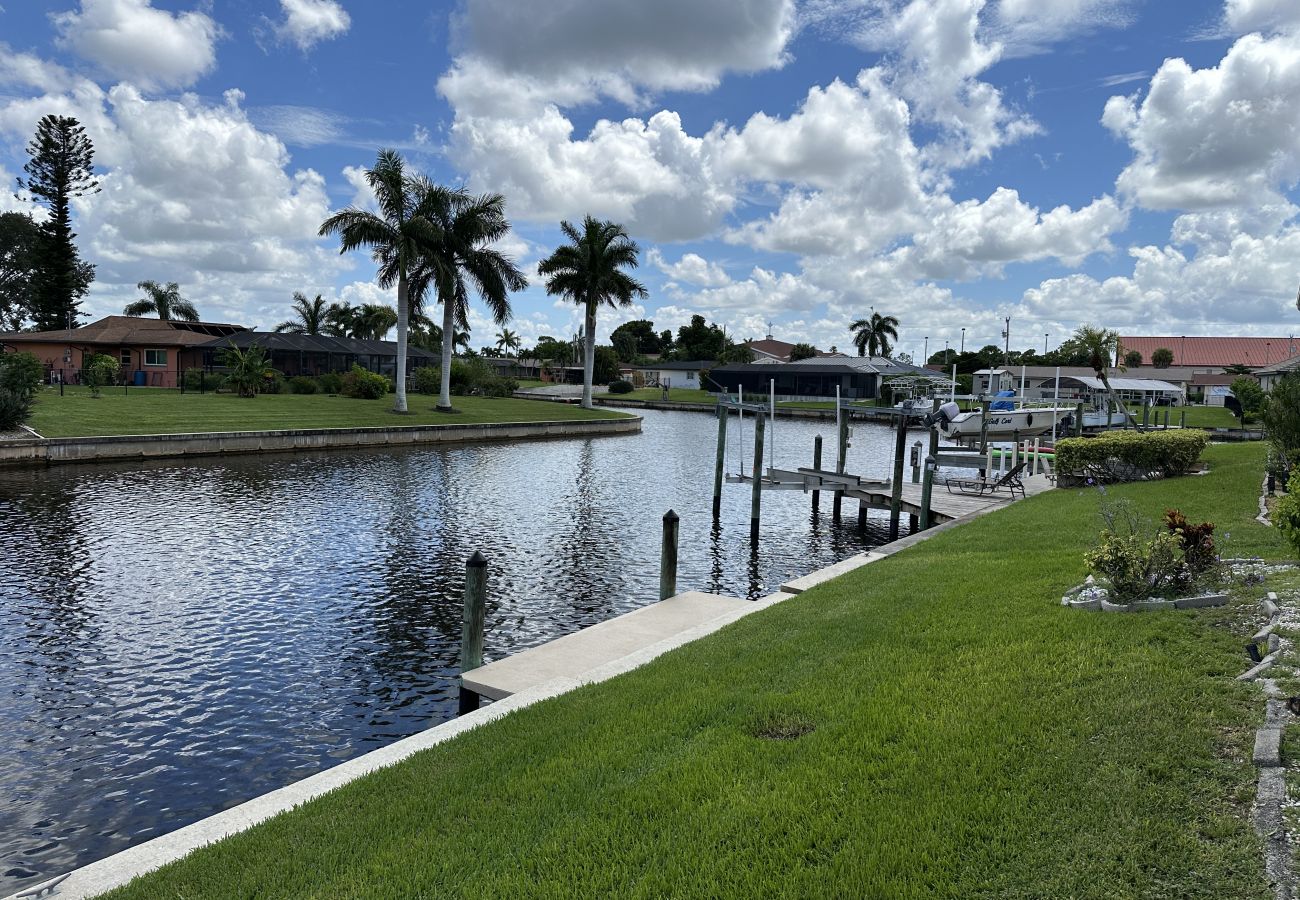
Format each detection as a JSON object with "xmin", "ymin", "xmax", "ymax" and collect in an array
[
  {"xmin": 0, "ymin": 416, "xmax": 642, "ymax": 467},
  {"xmin": 3, "ymin": 483, "xmax": 999, "ymax": 900}
]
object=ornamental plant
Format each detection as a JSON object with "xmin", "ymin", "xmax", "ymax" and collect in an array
[
  {"xmin": 1272, "ymin": 471, "xmax": 1300, "ymax": 557},
  {"xmin": 1083, "ymin": 498, "xmax": 1185, "ymax": 603},
  {"xmin": 1163, "ymin": 508, "xmax": 1217, "ymax": 578},
  {"xmin": 81, "ymin": 353, "xmax": 119, "ymax": 398}
]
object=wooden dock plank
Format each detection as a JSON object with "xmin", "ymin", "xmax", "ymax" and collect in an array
[{"xmin": 461, "ymin": 591, "xmax": 750, "ymax": 700}]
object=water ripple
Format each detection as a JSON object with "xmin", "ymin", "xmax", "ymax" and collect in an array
[{"xmin": 0, "ymin": 409, "xmax": 912, "ymax": 891}]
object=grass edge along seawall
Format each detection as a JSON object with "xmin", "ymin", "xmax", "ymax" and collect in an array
[{"xmin": 98, "ymin": 442, "xmax": 1280, "ymax": 898}]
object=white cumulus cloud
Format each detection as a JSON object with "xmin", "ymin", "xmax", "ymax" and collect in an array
[
  {"xmin": 276, "ymin": 0, "xmax": 351, "ymax": 51},
  {"xmin": 52, "ymin": 0, "xmax": 218, "ymax": 90}
]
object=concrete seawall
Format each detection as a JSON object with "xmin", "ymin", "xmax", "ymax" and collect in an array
[
  {"xmin": 0, "ymin": 416, "xmax": 642, "ymax": 467},
  {"xmin": 595, "ymin": 398, "xmax": 854, "ymax": 419}
]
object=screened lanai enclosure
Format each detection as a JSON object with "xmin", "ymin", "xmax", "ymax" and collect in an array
[{"xmin": 196, "ymin": 331, "xmax": 439, "ymax": 378}]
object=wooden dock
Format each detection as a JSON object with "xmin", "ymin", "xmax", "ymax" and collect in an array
[{"xmin": 727, "ymin": 466, "xmax": 1022, "ymax": 523}]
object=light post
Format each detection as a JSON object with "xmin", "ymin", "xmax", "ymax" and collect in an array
[
  {"xmin": 1044, "ymin": 333, "xmax": 1049, "ymax": 357},
  {"xmin": 960, "ymin": 327, "xmax": 966, "ymax": 354},
  {"xmin": 923, "ymin": 335, "xmax": 929, "ymax": 363}
]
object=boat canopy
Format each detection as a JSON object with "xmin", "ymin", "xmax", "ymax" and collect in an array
[
  {"xmin": 1065, "ymin": 376, "xmax": 1182, "ymax": 393},
  {"xmin": 990, "ymin": 389, "xmax": 1016, "ymax": 411}
]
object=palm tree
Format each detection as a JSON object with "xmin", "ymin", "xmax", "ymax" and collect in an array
[
  {"xmin": 319, "ymin": 149, "xmax": 445, "ymax": 413},
  {"xmin": 1073, "ymin": 324, "xmax": 1134, "ymax": 427},
  {"xmin": 322, "ymin": 302, "xmax": 357, "ymax": 338},
  {"xmin": 408, "ymin": 189, "xmax": 527, "ymax": 411},
  {"xmin": 537, "ymin": 216, "xmax": 647, "ymax": 409},
  {"xmin": 350, "ymin": 303, "xmax": 398, "ymax": 341},
  {"xmin": 849, "ymin": 312, "xmax": 899, "ymax": 358},
  {"xmin": 220, "ymin": 343, "xmax": 273, "ymax": 398},
  {"xmin": 495, "ymin": 328, "xmax": 521, "ymax": 357},
  {"xmin": 124, "ymin": 280, "xmax": 199, "ymax": 321},
  {"xmin": 274, "ymin": 292, "xmax": 328, "ymax": 334}
]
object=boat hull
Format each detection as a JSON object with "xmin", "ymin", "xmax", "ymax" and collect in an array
[{"xmin": 942, "ymin": 407, "xmax": 1072, "ymax": 440}]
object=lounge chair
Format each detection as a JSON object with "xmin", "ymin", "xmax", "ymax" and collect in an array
[{"xmin": 945, "ymin": 460, "xmax": 1028, "ymax": 499}]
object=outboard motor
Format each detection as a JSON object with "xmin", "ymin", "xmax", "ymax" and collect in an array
[{"xmin": 923, "ymin": 401, "xmax": 961, "ymax": 431}]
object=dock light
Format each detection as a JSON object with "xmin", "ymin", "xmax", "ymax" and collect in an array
[
  {"xmin": 924, "ymin": 455, "xmax": 937, "ymax": 473},
  {"xmin": 1247, "ymin": 642, "xmax": 1263, "ymax": 663}
]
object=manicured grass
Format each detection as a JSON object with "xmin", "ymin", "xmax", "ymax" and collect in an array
[
  {"xmin": 599, "ymin": 387, "xmax": 717, "ymax": 404},
  {"xmin": 1178, "ymin": 405, "xmax": 1243, "ymax": 429},
  {"xmin": 27, "ymin": 386, "xmax": 628, "ymax": 438},
  {"xmin": 106, "ymin": 443, "xmax": 1282, "ymax": 898}
]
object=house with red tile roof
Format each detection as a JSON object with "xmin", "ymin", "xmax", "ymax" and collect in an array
[{"xmin": 1119, "ymin": 336, "xmax": 1299, "ymax": 369}]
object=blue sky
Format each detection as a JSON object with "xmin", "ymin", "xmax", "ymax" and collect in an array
[{"xmin": 1, "ymin": 0, "xmax": 1297, "ymax": 359}]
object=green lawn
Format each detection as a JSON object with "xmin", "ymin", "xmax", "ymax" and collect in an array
[
  {"xmin": 1178, "ymin": 405, "xmax": 1244, "ymax": 429},
  {"xmin": 28, "ymin": 386, "xmax": 628, "ymax": 438},
  {"xmin": 105, "ymin": 443, "xmax": 1285, "ymax": 898},
  {"xmin": 598, "ymin": 387, "xmax": 717, "ymax": 404}
]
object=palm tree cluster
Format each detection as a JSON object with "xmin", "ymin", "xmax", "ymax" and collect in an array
[
  {"xmin": 319, "ymin": 150, "xmax": 528, "ymax": 413},
  {"xmin": 319, "ymin": 150, "xmax": 650, "ymax": 413}
]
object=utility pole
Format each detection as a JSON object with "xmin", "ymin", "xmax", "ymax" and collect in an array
[
  {"xmin": 961, "ymin": 327, "xmax": 966, "ymax": 355},
  {"xmin": 923, "ymin": 336, "xmax": 929, "ymax": 364},
  {"xmin": 1044, "ymin": 333, "xmax": 1049, "ymax": 356}
]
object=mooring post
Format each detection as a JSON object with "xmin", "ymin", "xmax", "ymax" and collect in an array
[
  {"xmin": 1179, "ymin": 407, "xmax": 1186, "ymax": 429},
  {"xmin": 659, "ymin": 509, "xmax": 679, "ymax": 601},
  {"xmin": 458, "ymin": 551, "xmax": 488, "ymax": 715},
  {"xmin": 1075, "ymin": 402, "xmax": 1084, "ymax": 437},
  {"xmin": 1141, "ymin": 401, "xmax": 1150, "ymax": 430},
  {"xmin": 1164, "ymin": 406, "xmax": 1170, "ymax": 429},
  {"xmin": 811, "ymin": 434, "xmax": 823, "ymax": 511},
  {"xmin": 979, "ymin": 399, "xmax": 990, "ymax": 459},
  {"xmin": 907, "ymin": 439, "xmax": 921, "ymax": 532},
  {"xmin": 888, "ymin": 410, "xmax": 908, "ymax": 540},
  {"xmin": 1012, "ymin": 429, "xmax": 1020, "ymax": 472},
  {"xmin": 750, "ymin": 411, "xmax": 766, "ymax": 543},
  {"xmin": 712, "ymin": 404, "xmax": 727, "ymax": 519},
  {"xmin": 833, "ymin": 400, "xmax": 848, "ymax": 523},
  {"xmin": 920, "ymin": 398, "xmax": 940, "ymax": 530}
]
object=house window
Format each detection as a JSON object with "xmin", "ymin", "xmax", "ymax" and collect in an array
[
  {"xmin": 120, "ymin": 349, "xmax": 132, "ymax": 369},
  {"xmin": 144, "ymin": 349, "xmax": 167, "ymax": 367},
  {"xmin": 686, "ymin": 370, "xmax": 696, "ymax": 381}
]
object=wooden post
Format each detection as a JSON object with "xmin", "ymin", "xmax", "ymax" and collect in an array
[
  {"xmin": 1032, "ymin": 437, "xmax": 1041, "ymax": 476},
  {"xmin": 750, "ymin": 412, "xmax": 766, "ymax": 543},
  {"xmin": 811, "ymin": 434, "xmax": 822, "ymax": 511},
  {"xmin": 910, "ymin": 441, "xmax": 922, "ymax": 483},
  {"xmin": 1179, "ymin": 407, "xmax": 1186, "ymax": 429},
  {"xmin": 712, "ymin": 404, "xmax": 727, "ymax": 519},
  {"xmin": 659, "ymin": 509, "xmax": 679, "ymax": 601},
  {"xmin": 1163, "ymin": 407, "xmax": 1170, "ymax": 429},
  {"xmin": 1075, "ymin": 402, "xmax": 1084, "ymax": 437},
  {"xmin": 1141, "ymin": 401, "xmax": 1150, "ymax": 429},
  {"xmin": 833, "ymin": 403, "xmax": 848, "ymax": 523},
  {"xmin": 888, "ymin": 410, "xmax": 908, "ymax": 540},
  {"xmin": 920, "ymin": 399, "xmax": 940, "ymax": 529},
  {"xmin": 1012, "ymin": 430, "xmax": 1020, "ymax": 472},
  {"xmin": 979, "ymin": 400, "xmax": 991, "ymax": 453},
  {"xmin": 458, "ymin": 551, "xmax": 488, "ymax": 715}
]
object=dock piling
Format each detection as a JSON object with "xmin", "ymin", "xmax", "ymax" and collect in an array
[
  {"xmin": 659, "ymin": 509, "xmax": 679, "ymax": 601},
  {"xmin": 1179, "ymin": 407, "xmax": 1186, "ymax": 429},
  {"xmin": 811, "ymin": 434, "xmax": 823, "ymax": 511},
  {"xmin": 888, "ymin": 410, "xmax": 908, "ymax": 540},
  {"xmin": 920, "ymin": 399, "xmax": 940, "ymax": 529},
  {"xmin": 833, "ymin": 398, "xmax": 848, "ymax": 523},
  {"xmin": 458, "ymin": 551, "xmax": 488, "ymax": 715},
  {"xmin": 712, "ymin": 404, "xmax": 727, "ymax": 519},
  {"xmin": 1075, "ymin": 402, "xmax": 1084, "ymax": 437},
  {"xmin": 750, "ymin": 411, "xmax": 766, "ymax": 543}
]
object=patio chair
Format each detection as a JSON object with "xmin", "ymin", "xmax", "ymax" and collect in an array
[{"xmin": 945, "ymin": 460, "xmax": 1028, "ymax": 499}]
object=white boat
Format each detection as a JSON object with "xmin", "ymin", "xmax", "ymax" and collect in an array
[{"xmin": 931, "ymin": 400, "xmax": 1074, "ymax": 441}]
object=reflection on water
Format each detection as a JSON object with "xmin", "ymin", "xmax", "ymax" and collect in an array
[{"xmin": 0, "ymin": 409, "xmax": 910, "ymax": 890}]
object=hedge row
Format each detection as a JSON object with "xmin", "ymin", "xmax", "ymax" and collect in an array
[{"xmin": 1054, "ymin": 429, "xmax": 1209, "ymax": 481}]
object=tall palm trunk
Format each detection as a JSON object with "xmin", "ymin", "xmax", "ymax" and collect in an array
[
  {"xmin": 438, "ymin": 293, "xmax": 456, "ymax": 411},
  {"xmin": 1098, "ymin": 371, "xmax": 1134, "ymax": 428},
  {"xmin": 581, "ymin": 297, "xmax": 597, "ymax": 409},
  {"xmin": 394, "ymin": 271, "xmax": 409, "ymax": 413}
]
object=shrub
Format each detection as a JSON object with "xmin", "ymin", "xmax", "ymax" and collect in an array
[
  {"xmin": 340, "ymin": 364, "xmax": 389, "ymax": 400},
  {"xmin": 259, "ymin": 373, "xmax": 285, "ymax": 394},
  {"xmin": 608, "ymin": 379, "xmax": 634, "ymax": 394},
  {"xmin": 478, "ymin": 376, "xmax": 517, "ymax": 398},
  {"xmin": 82, "ymin": 353, "xmax": 120, "ymax": 398},
  {"xmin": 182, "ymin": 369, "xmax": 225, "ymax": 391},
  {"xmin": 0, "ymin": 387, "xmax": 33, "ymax": 431},
  {"xmin": 411, "ymin": 366, "xmax": 440, "ymax": 395},
  {"xmin": 1084, "ymin": 499, "xmax": 1185, "ymax": 603},
  {"xmin": 318, "ymin": 372, "xmax": 343, "ymax": 395},
  {"xmin": 220, "ymin": 344, "xmax": 274, "ymax": 398},
  {"xmin": 1272, "ymin": 471, "xmax": 1300, "ymax": 557},
  {"xmin": 288, "ymin": 375, "xmax": 318, "ymax": 395},
  {"xmin": 1163, "ymin": 509, "xmax": 1217, "ymax": 577},
  {"xmin": 0, "ymin": 351, "xmax": 43, "ymax": 402},
  {"xmin": 1055, "ymin": 430, "xmax": 1208, "ymax": 482}
]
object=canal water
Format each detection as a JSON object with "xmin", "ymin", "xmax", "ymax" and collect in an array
[{"xmin": 0, "ymin": 408, "xmax": 914, "ymax": 890}]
